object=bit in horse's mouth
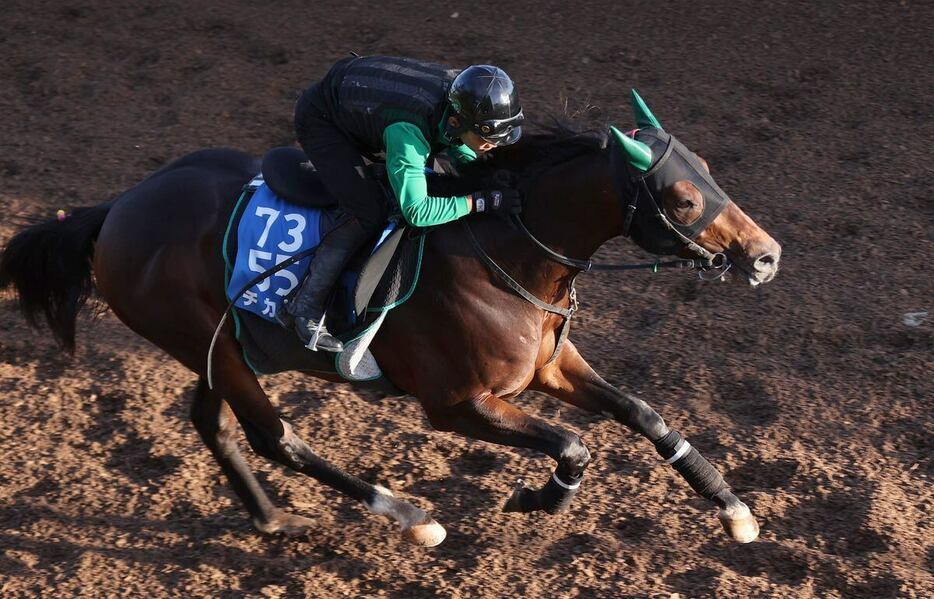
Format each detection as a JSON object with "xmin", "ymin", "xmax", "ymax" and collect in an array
[{"xmin": 723, "ymin": 259, "xmax": 765, "ymax": 287}]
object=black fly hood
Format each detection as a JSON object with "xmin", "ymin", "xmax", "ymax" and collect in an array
[
  {"xmin": 636, "ymin": 128, "xmax": 729, "ymax": 237},
  {"xmin": 610, "ymin": 90, "xmax": 732, "ymax": 262}
]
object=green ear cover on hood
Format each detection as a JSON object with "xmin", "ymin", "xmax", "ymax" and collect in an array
[
  {"xmin": 631, "ymin": 89, "xmax": 662, "ymax": 129},
  {"xmin": 610, "ymin": 125, "xmax": 653, "ymax": 172}
]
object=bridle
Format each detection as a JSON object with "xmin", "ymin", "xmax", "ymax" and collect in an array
[
  {"xmin": 471, "ymin": 130, "xmax": 733, "ymax": 281},
  {"xmin": 511, "ymin": 215, "xmax": 730, "ymax": 276},
  {"xmin": 610, "ymin": 127, "xmax": 733, "ymax": 279},
  {"xmin": 462, "ymin": 129, "xmax": 734, "ymax": 364}
]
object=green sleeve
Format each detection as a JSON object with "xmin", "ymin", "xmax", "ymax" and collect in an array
[
  {"xmin": 446, "ymin": 142, "xmax": 477, "ymax": 166},
  {"xmin": 383, "ymin": 122, "xmax": 470, "ymax": 227}
]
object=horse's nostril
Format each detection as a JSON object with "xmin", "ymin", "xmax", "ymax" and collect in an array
[{"xmin": 755, "ymin": 254, "xmax": 777, "ymax": 268}]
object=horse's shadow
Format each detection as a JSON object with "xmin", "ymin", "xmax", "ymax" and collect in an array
[
  {"xmin": 664, "ymin": 566, "xmax": 720, "ymax": 597},
  {"xmin": 697, "ymin": 477, "xmax": 901, "ymax": 597},
  {"xmin": 0, "ymin": 497, "xmax": 371, "ymax": 598},
  {"xmin": 697, "ymin": 536, "xmax": 901, "ymax": 597},
  {"xmin": 388, "ymin": 581, "xmax": 449, "ymax": 599},
  {"xmin": 725, "ymin": 456, "xmax": 800, "ymax": 493},
  {"xmin": 711, "ymin": 372, "xmax": 779, "ymax": 428}
]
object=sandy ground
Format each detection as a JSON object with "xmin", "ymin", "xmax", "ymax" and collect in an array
[{"xmin": 1, "ymin": 1, "xmax": 931, "ymax": 597}]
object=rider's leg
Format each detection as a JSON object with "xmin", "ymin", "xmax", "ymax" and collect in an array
[
  {"xmin": 287, "ymin": 216, "xmax": 368, "ymax": 351},
  {"xmin": 289, "ymin": 94, "xmax": 388, "ymax": 351}
]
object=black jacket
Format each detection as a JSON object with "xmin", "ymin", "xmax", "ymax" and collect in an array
[{"xmin": 306, "ymin": 55, "xmax": 459, "ymax": 155}]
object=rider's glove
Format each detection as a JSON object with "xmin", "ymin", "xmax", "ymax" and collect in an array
[{"xmin": 470, "ymin": 188, "xmax": 522, "ymax": 219}]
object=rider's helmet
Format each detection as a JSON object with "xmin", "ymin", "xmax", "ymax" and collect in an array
[{"xmin": 448, "ymin": 65, "xmax": 524, "ymax": 146}]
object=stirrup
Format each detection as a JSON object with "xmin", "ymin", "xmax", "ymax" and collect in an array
[
  {"xmin": 302, "ymin": 314, "xmax": 343, "ymax": 353},
  {"xmin": 305, "ymin": 314, "xmax": 327, "ymax": 350}
]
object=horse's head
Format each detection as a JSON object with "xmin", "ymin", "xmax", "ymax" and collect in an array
[{"xmin": 611, "ymin": 91, "xmax": 781, "ymax": 286}]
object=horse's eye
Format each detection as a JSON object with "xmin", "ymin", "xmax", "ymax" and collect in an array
[{"xmin": 663, "ymin": 181, "xmax": 704, "ymax": 226}]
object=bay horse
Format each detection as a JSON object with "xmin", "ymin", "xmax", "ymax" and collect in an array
[{"xmin": 0, "ymin": 92, "xmax": 780, "ymax": 547}]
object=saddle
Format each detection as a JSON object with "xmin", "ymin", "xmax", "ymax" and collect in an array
[
  {"xmin": 261, "ymin": 147, "xmax": 388, "ymax": 210},
  {"xmin": 260, "ymin": 147, "xmax": 401, "ymax": 323},
  {"xmin": 261, "ymin": 147, "xmax": 335, "ymax": 208},
  {"xmin": 221, "ymin": 147, "xmax": 424, "ymax": 386}
]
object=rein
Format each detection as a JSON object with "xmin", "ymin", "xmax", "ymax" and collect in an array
[
  {"xmin": 460, "ymin": 140, "xmax": 734, "ymax": 365},
  {"xmin": 463, "ymin": 213, "xmax": 729, "ymax": 366},
  {"xmin": 512, "ymin": 215, "xmax": 728, "ymax": 274}
]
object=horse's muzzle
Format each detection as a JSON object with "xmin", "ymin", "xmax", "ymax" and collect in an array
[{"xmin": 731, "ymin": 239, "xmax": 781, "ymax": 287}]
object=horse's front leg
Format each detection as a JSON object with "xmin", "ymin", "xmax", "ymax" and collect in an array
[
  {"xmin": 530, "ymin": 341, "xmax": 759, "ymax": 543},
  {"xmin": 424, "ymin": 393, "xmax": 592, "ymax": 515}
]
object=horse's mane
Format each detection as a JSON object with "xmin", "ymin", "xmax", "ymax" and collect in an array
[{"xmin": 427, "ymin": 119, "xmax": 609, "ymax": 196}]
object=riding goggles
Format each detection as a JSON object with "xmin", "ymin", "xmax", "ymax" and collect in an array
[{"xmin": 473, "ymin": 110, "xmax": 525, "ymax": 146}]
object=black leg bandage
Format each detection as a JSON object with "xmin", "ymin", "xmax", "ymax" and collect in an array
[
  {"xmin": 653, "ymin": 430, "xmax": 727, "ymax": 500},
  {"xmin": 507, "ymin": 470, "xmax": 581, "ymax": 514},
  {"xmin": 540, "ymin": 470, "xmax": 582, "ymax": 514}
]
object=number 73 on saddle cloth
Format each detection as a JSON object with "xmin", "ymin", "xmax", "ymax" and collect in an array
[{"xmin": 225, "ymin": 178, "xmax": 325, "ymax": 322}]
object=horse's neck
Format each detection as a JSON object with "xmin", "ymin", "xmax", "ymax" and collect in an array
[
  {"xmin": 521, "ymin": 151, "xmax": 621, "ymax": 264},
  {"xmin": 491, "ymin": 151, "xmax": 623, "ymax": 301}
]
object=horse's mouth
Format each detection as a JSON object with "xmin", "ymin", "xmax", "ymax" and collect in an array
[
  {"xmin": 733, "ymin": 262, "xmax": 778, "ymax": 287},
  {"xmin": 725, "ymin": 256, "xmax": 778, "ymax": 287}
]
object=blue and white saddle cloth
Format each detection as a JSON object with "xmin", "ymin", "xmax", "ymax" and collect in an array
[
  {"xmin": 225, "ymin": 176, "xmax": 324, "ymax": 321},
  {"xmin": 225, "ymin": 175, "xmax": 399, "ymax": 325},
  {"xmin": 223, "ymin": 174, "xmax": 421, "ymax": 384}
]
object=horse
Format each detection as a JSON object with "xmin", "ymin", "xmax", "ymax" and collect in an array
[{"xmin": 0, "ymin": 91, "xmax": 781, "ymax": 547}]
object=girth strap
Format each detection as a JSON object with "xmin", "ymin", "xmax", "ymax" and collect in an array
[
  {"xmin": 462, "ymin": 220, "xmax": 577, "ymax": 366},
  {"xmin": 547, "ymin": 303, "xmax": 575, "ymax": 366}
]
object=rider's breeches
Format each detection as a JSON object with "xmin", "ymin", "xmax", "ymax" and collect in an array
[{"xmin": 294, "ymin": 88, "xmax": 388, "ymax": 235}]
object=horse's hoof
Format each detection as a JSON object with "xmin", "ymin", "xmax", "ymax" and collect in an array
[
  {"xmin": 718, "ymin": 502, "xmax": 759, "ymax": 543},
  {"xmin": 401, "ymin": 518, "xmax": 446, "ymax": 547},
  {"xmin": 374, "ymin": 484, "xmax": 395, "ymax": 497},
  {"xmin": 253, "ymin": 510, "xmax": 316, "ymax": 536},
  {"xmin": 502, "ymin": 481, "xmax": 539, "ymax": 513}
]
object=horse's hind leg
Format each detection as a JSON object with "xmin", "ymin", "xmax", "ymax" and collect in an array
[
  {"xmin": 190, "ymin": 378, "xmax": 315, "ymax": 535},
  {"xmin": 529, "ymin": 341, "xmax": 759, "ymax": 543},
  {"xmin": 208, "ymin": 347, "xmax": 446, "ymax": 546},
  {"xmin": 425, "ymin": 394, "xmax": 592, "ymax": 515}
]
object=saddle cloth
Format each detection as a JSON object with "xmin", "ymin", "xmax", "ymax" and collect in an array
[
  {"xmin": 222, "ymin": 174, "xmax": 425, "ymax": 386},
  {"xmin": 226, "ymin": 176, "xmax": 331, "ymax": 322}
]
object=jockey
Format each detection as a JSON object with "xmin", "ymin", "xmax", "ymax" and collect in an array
[{"xmin": 287, "ymin": 55, "xmax": 525, "ymax": 352}]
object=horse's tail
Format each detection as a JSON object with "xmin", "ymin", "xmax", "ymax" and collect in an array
[{"xmin": 0, "ymin": 203, "xmax": 113, "ymax": 353}]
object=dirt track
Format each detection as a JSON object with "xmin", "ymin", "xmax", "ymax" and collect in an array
[{"xmin": 1, "ymin": 1, "xmax": 932, "ymax": 597}]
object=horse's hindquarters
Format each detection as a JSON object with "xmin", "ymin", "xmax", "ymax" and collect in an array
[{"xmin": 94, "ymin": 153, "xmax": 255, "ymax": 370}]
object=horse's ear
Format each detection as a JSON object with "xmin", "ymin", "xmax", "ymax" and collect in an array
[
  {"xmin": 631, "ymin": 89, "xmax": 662, "ymax": 129},
  {"xmin": 610, "ymin": 126, "xmax": 653, "ymax": 172}
]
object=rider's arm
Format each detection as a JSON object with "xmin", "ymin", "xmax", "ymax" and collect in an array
[
  {"xmin": 445, "ymin": 141, "xmax": 477, "ymax": 166},
  {"xmin": 383, "ymin": 122, "xmax": 471, "ymax": 227}
]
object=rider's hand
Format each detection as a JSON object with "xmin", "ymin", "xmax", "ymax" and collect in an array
[{"xmin": 470, "ymin": 188, "xmax": 522, "ymax": 219}]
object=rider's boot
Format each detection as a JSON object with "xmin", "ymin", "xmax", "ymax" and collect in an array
[{"xmin": 286, "ymin": 217, "xmax": 369, "ymax": 352}]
